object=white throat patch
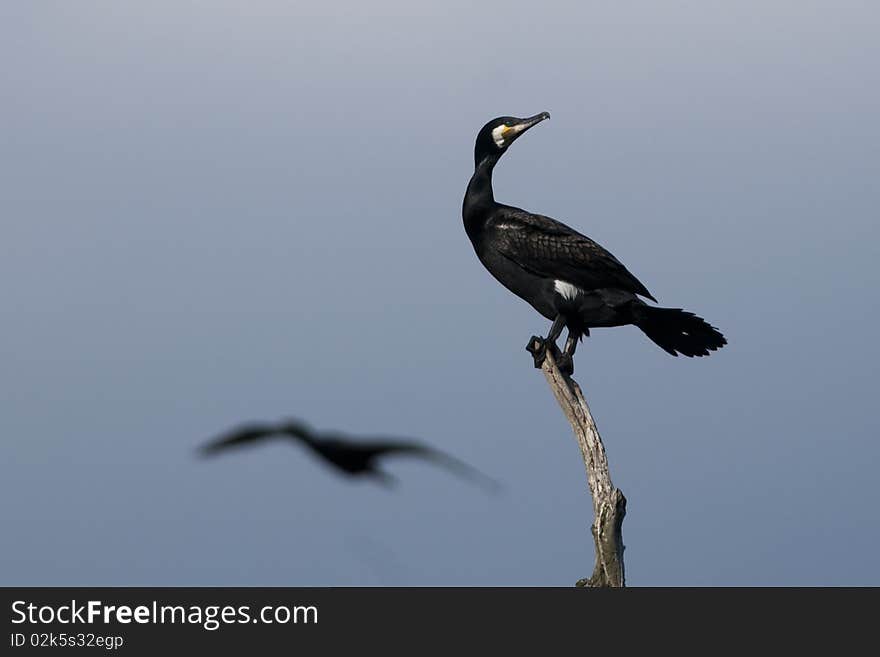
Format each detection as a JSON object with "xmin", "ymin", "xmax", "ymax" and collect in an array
[
  {"xmin": 554, "ymin": 280, "xmax": 582, "ymax": 301},
  {"xmin": 491, "ymin": 125, "xmax": 507, "ymax": 148}
]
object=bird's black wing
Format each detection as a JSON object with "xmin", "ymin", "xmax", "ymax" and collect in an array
[
  {"xmin": 352, "ymin": 439, "xmax": 428, "ymax": 455},
  {"xmin": 488, "ymin": 207, "xmax": 656, "ymax": 301},
  {"xmin": 358, "ymin": 439, "xmax": 501, "ymax": 492},
  {"xmin": 199, "ymin": 422, "xmax": 279, "ymax": 456}
]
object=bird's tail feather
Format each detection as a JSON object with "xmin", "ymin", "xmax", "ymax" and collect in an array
[{"xmin": 632, "ymin": 305, "xmax": 726, "ymax": 357}]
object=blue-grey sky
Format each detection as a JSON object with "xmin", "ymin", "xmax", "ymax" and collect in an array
[{"xmin": 2, "ymin": 1, "xmax": 878, "ymax": 585}]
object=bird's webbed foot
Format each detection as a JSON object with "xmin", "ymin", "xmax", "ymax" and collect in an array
[
  {"xmin": 526, "ymin": 336, "xmax": 562, "ymax": 370},
  {"xmin": 557, "ymin": 331, "xmax": 580, "ymax": 377},
  {"xmin": 556, "ymin": 352, "xmax": 574, "ymax": 377}
]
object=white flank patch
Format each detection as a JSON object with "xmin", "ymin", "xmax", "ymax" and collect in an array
[
  {"xmin": 491, "ymin": 125, "xmax": 507, "ymax": 147},
  {"xmin": 554, "ymin": 280, "xmax": 582, "ymax": 301}
]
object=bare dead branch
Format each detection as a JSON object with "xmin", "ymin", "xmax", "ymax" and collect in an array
[{"xmin": 527, "ymin": 339, "xmax": 627, "ymax": 587}]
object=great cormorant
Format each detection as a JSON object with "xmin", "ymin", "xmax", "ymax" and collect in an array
[
  {"xmin": 463, "ymin": 112, "xmax": 726, "ymax": 374},
  {"xmin": 200, "ymin": 418, "xmax": 498, "ymax": 489}
]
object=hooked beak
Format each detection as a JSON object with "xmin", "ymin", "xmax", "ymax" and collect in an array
[
  {"xmin": 510, "ymin": 111, "xmax": 550, "ymax": 137},
  {"xmin": 491, "ymin": 112, "xmax": 550, "ymax": 150}
]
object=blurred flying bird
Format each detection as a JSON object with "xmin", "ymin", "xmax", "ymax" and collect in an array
[{"xmin": 199, "ymin": 418, "xmax": 499, "ymax": 490}]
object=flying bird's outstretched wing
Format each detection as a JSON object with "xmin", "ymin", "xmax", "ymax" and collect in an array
[
  {"xmin": 276, "ymin": 419, "xmax": 316, "ymax": 441},
  {"xmin": 488, "ymin": 208, "xmax": 656, "ymax": 302},
  {"xmin": 359, "ymin": 439, "xmax": 502, "ymax": 492},
  {"xmin": 199, "ymin": 422, "xmax": 280, "ymax": 456}
]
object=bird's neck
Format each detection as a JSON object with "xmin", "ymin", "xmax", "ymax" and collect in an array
[{"xmin": 463, "ymin": 155, "xmax": 500, "ymax": 240}]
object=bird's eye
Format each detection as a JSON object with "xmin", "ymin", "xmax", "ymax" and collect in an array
[{"xmin": 491, "ymin": 124, "xmax": 509, "ymax": 148}]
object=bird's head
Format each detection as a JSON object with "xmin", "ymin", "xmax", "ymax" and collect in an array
[{"xmin": 473, "ymin": 112, "xmax": 550, "ymax": 166}]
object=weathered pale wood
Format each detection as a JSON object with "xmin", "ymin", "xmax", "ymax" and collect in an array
[{"xmin": 528, "ymin": 339, "xmax": 627, "ymax": 587}]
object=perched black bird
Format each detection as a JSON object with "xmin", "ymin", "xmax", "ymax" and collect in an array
[
  {"xmin": 200, "ymin": 418, "xmax": 498, "ymax": 490},
  {"xmin": 463, "ymin": 112, "xmax": 726, "ymax": 374}
]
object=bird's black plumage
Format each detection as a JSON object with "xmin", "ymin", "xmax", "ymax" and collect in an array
[
  {"xmin": 200, "ymin": 418, "xmax": 498, "ymax": 490},
  {"xmin": 463, "ymin": 113, "xmax": 726, "ymax": 373}
]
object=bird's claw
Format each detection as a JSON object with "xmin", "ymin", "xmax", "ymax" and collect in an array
[
  {"xmin": 526, "ymin": 336, "xmax": 548, "ymax": 369},
  {"xmin": 556, "ymin": 352, "xmax": 574, "ymax": 377},
  {"xmin": 526, "ymin": 336, "xmax": 574, "ymax": 376}
]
